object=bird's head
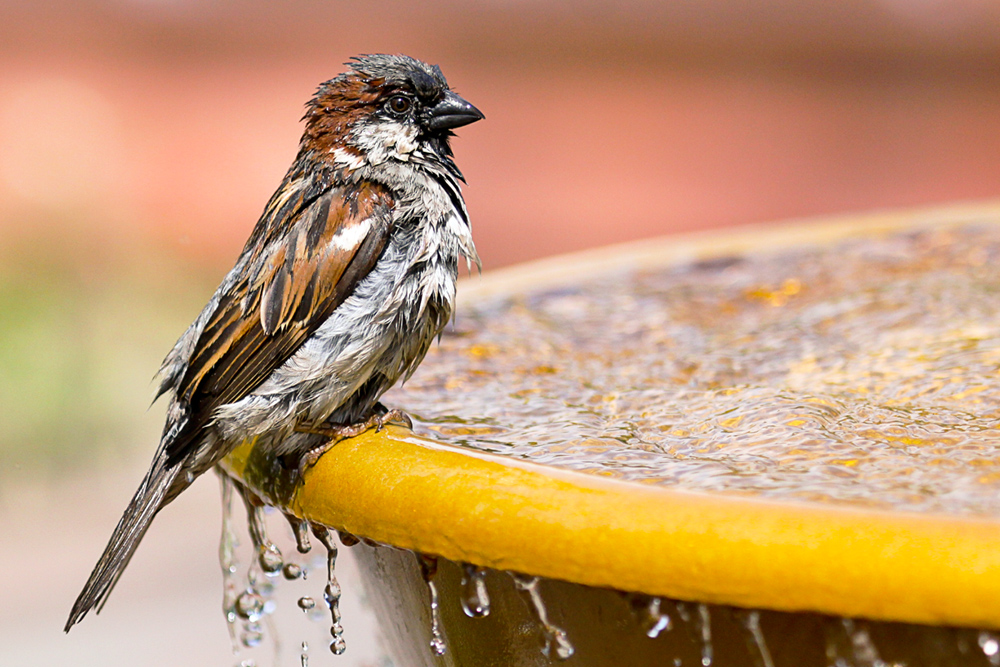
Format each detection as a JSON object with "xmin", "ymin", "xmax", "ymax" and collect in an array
[{"xmin": 303, "ymin": 54, "xmax": 484, "ymax": 176}]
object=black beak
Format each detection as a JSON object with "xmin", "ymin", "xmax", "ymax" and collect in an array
[{"xmin": 427, "ymin": 91, "xmax": 484, "ymax": 131}]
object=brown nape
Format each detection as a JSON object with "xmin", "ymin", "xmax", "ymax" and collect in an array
[{"xmin": 303, "ymin": 74, "xmax": 385, "ymax": 153}]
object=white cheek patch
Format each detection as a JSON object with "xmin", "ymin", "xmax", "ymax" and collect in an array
[
  {"xmin": 351, "ymin": 122, "xmax": 419, "ymax": 163},
  {"xmin": 331, "ymin": 218, "xmax": 371, "ymax": 251}
]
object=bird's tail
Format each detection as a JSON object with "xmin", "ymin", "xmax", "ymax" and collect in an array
[{"xmin": 64, "ymin": 459, "xmax": 182, "ymax": 632}]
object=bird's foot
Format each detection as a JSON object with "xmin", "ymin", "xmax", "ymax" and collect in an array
[
  {"xmin": 371, "ymin": 402, "xmax": 413, "ymax": 431},
  {"xmin": 293, "ymin": 407, "xmax": 413, "ymax": 470}
]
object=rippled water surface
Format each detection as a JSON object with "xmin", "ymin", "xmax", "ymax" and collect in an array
[{"xmin": 386, "ymin": 223, "xmax": 1000, "ymax": 516}]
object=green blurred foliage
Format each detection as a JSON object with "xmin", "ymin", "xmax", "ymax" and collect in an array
[{"xmin": 0, "ymin": 231, "xmax": 218, "ymax": 474}]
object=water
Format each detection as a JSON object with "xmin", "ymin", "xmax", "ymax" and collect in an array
[
  {"xmin": 235, "ymin": 591, "xmax": 264, "ymax": 622},
  {"xmin": 284, "ymin": 513, "xmax": 312, "ymax": 554},
  {"xmin": 641, "ymin": 596, "xmax": 672, "ymax": 638},
  {"xmin": 696, "ymin": 604, "xmax": 712, "ymax": 666},
  {"xmin": 980, "ymin": 631, "xmax": 1000, "ymax": 666},
  {"xmin": 418, "ymin": 555, "xmax": 447, "ymax": 655},
  {"xmin": 386, "ymin": 224, "xmax": 1000, "ymax": 517},
  {"xmin": 311, "ymin": 525, "xmax": 347, "ymax": 655},
  {"xmin": 218, "ymin": 474, "xmax": 242, "ymax": 654},
  {"xmin": 511, "ymin": 573, "xmax": 575, "ymax": 660},
  {"xmin": 241, "ymin": 491, "xmax": 284, "ymax": 576},
  {"xmin": 735, "ymin": 610, "xmax": 774, "ymax": 667},
  {"xmin": 460, "ymin": 563, "xmax": 491, "ymax": 618}
]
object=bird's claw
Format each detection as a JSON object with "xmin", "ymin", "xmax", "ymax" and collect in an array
[
  {"xmin": 374, "ymin": 408, "xmax": 413, "ymax": 431},
  {"xmin": 293, "ymin": 408, "xmax": 414, "ymax": 469}
]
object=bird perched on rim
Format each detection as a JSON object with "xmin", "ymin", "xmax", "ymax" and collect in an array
[{"xmin": 66, "ymin": 54, "xmax": 484, "ymax": 631}]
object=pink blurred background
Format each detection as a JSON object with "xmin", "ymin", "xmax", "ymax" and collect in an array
[
  {"xmin": 3, "ymin": 0, "xmax": 1000, "ymax": 270},
  {"xmin": 3, "ymin": 2, "xmax": 1000, "ymax": 665}
]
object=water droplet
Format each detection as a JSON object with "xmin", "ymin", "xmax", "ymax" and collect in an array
[
  {"xmin": 282, "ymin": 563, "xmax": 303, "ymax": 580},
  {"xmin": 258, "ymin": 545, "xmax": 283, "ymax": 575},
  {"xmin": 313, "ymin": 525, "xmax": 347, "ymax": 655},
  {"xmin": 298, "ymin": 596, "xmax": 316, "ymax": 612},
  {"xmin": 239, "ymin": 660, "xmax": 257, "ymax": 667},
  {"xmin": 338, "ymin": 530, "xmax": 360, "ymax": 547},
  {"xmin": 980, "ymin": 632, "xmax": 1000, "ymax": 666},
  {"xmin": 673, "ymin": 659, "xmax": 682, "ymax": 667},
  {"xmin": 236, "ymin": 591, "xmax": 264, "ymax": 622},
  {"xmin": 241, "ymin": 621, "xmax": 263, "ymax": 648},
  {"xmin": 329, "ymin": 637, "xmax": 347, "ymax": 655},
  {"xmin": 696, "ymin": 603, "xmax": 712, "ymax": 666},
  {"xmin": 418, "ymin": 555, "xmax": 447, "ymax": 656},
  {"xmin": 511, "ymin": 573, "xmax": 574, "ymax": 661},
  {"xmin": 460, "ymin": 564, "xmax": 491, "ymax": 618},
  {"xmin": 641, "ymin": 597, "xmax": 672, "ymax": 638},
  {"xmin": 735, "ymin": 610, "xmax": 774, "ymax": 667}
]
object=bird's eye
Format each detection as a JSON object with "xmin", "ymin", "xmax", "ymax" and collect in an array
[{"xmin": 386, "ymin": 95, "xmax": 412, "ymax": 115}]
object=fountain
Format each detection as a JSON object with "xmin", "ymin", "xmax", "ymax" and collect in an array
[{"xmin": 222, "ymin": 202, "xmax": 1000, "ymax": 666}]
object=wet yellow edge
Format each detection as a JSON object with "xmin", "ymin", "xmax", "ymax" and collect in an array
[{"xmin": 223, "ymin": 201, "xmax": 1000, "ymax": 629}]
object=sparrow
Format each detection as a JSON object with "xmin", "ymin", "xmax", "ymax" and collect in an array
[{"xmin": 65, "ymin": 54, "xmax": 484, "ymax": 631}]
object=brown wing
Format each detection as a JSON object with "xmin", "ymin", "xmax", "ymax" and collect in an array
[{"xmin": 165, "ymin": 180, "xmax": 393, "ymax": 463}]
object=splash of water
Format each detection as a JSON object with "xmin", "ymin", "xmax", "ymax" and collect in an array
[{"xmin": 511, "ymin": 573, "xmax": 574, "ymax": 660}]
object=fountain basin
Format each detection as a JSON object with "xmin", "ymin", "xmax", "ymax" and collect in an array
[{"xmin": 222, "ymin": 201, "xmax": 1000, "ymax": 665}]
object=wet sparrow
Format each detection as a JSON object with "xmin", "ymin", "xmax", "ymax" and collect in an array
[{"xmin": 66, "ymin": 54, "xmax": 483, "ymax": 630}]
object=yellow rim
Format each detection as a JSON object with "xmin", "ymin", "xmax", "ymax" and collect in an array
[
  {"xmin": 224, "ymin": 427, "xmax": 1000, "ymax": 628},
  {"xmin": 222, "ymin": 202, "xmax": 1000, "ymax": 628}
]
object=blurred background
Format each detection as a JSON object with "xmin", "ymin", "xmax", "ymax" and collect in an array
[{"xmin": 2, "ymin": 0, "xmax": 1000, "ymax": 664}]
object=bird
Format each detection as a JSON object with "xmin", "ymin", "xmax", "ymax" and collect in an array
[{"xmin": 65, "ymin": 54, "xmax": 484, "ymax": 631}]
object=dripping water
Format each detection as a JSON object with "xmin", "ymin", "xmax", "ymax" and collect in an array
[
  {"xmin": 418, "ymin": 555, "xmax": 447, "ymax": 655},
  {"xmin": 511, "ymin": 573, "xmax": 574, "ymax": 660},
  {"xmin": 218, "ymin": 474, "xmax": 242, "ymax": 655},
  {"xmin": 734, "ymin": 610, "xmax": 774, "ymax": 667},
  {"xmin": 240, "ymin": 492, "xmax": 284, "ymax": 576},
  {"xmin": 841, "ymin": 618, "xmax": 885, "ymax": 667},
  {"xmin": 460, "ymin": 564, "xmax": 491, "ymax": 618},
  {"xmin": 312, "ymin": 525, "xmax": 347, "ymax": 655},
  {"xmin": 284, "ymin": 513, "xmax": 312, "ymax": 554},
  {"xmin": 695, "ymin": 603, "xmax": 712, "ymax": 667},
  {"xmin": 641, "ymin": 597, "xmax": 672, "ymax": 638},
  {"xmin": 300, "ymin": 640, "xmax": 309, "ymax": 667}
]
